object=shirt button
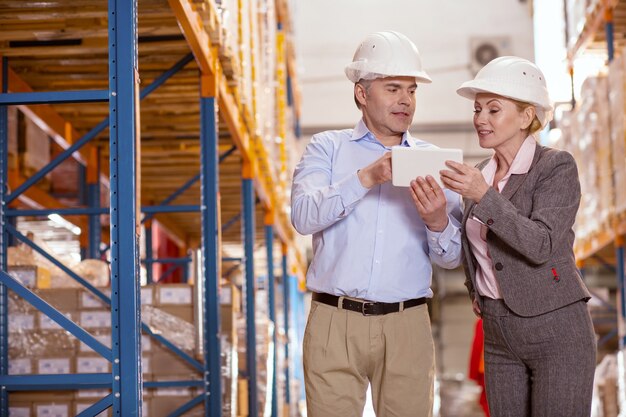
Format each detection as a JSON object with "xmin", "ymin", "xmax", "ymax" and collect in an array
[
  {"xmin": 486, "ymin": 219, "xmax": 494, "ymax": 226},
  {"xmin": 430, "ymin": 237, "xmax": 436, "ymax": 242},
  {"xmin": 495, "ymin": 262, "xmax": 503, "ymax": 271},
  {"xmin": 378, "ymin": 230, "xmax": 383, "ymax": 234},
  {"xmin": 375, "ymin": 260, "xmax": 380, "ymax": 264}
]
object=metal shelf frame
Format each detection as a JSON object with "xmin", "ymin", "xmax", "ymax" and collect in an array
[{"xmin": 0, "ymin": 1, "xmax": 305, "ymax": 415}]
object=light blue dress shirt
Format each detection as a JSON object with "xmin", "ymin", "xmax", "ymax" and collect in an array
[{"xmin": 291, "ymin": 119, "xmax": 462, "ymax": 302}]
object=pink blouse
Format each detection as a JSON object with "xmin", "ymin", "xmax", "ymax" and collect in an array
[{"xmin": 466, "ymin": 137, "xmax": 536, "ymax": 299}]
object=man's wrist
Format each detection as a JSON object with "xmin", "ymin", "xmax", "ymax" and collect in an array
[{"xmin": 426, "ymin": 217, "xmax": 448, "ymax": 233}]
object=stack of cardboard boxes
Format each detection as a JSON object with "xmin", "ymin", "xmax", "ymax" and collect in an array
[{"xmin": 7, "ymin": 282, "xmax": 240, "ymax": 416}]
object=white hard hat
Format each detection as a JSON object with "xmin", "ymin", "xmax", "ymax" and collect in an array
[
  {"xmin": 457, "ymin": 56, "xmax": 554, "ymax": 128},
  {"xmin": 345, "ymin": 31, "xmax": 432, "ymax": 84}
]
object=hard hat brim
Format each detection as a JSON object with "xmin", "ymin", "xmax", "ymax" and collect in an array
[{"xmin": 345, "ymin": 65, "xmax": 432, "ymax": 84}]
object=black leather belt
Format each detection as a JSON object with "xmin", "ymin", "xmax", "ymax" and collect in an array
[{"xmin": 312, "ymin": 292, "xmax": 427, "ymax": 316}]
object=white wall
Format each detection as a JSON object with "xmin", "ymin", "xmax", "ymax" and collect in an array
[{"xmin": 294, "ymin": 0, "xmax": 535, "ymax": 133}]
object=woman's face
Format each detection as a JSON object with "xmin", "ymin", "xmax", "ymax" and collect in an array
[{"xmin": 473, "ymin": 93, "xmax": 531, "ymax": 150}]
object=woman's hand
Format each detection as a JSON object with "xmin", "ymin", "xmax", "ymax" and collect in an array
[
  {"xmin": 472, "ymin": 297, "xmax": 482, "ymax": 317},
  {"xmin": 440, "ymin": 161, "xmax": 490, "ymax": 203},
  {"xmin": 409, "ymin": 176, "xmax": 449, "ymax": 232}
]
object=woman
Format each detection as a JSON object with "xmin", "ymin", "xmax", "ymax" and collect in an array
[{"xmin": 439, "ymin": 56, "xmax": 596, "ymax": 416}]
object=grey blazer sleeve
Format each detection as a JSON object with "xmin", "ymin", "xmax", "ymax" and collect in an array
[{"xmin": 462, "ymin": 146, "xmax": 591, "ymax": 317}]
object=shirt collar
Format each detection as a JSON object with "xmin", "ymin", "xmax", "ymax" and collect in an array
[
  {"xmin": 508, "ymin": 136, "xmax": 537, "ymax": 175},
  {"xmin": 350, "ymin": 119, "xmax": 412, "ymax": 147},
  {"xmin": 483, "ymin": 136, "xmax": 537, "ymax": 183}
]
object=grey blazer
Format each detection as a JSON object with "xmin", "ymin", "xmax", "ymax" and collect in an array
[{"xmin": 461, "ymin": 143, "xmax": 591, "ymax": 317}]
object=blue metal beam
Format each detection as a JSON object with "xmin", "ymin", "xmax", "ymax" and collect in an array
[
  {"xmin": 0, "ymin": 55, "xmax": 9, "ymax": 416},
  {"xmin": 145, "ymin": 221, "xmax": 154, "ymax": 284},
  {"xmin": 243, "ymin": 178, "xmax": 258, "ymax": 416},
  {"xmin": 618, "ymin": 245, "xmax": 625, "ymax": 348},
  {"xmin": 141, "ymin": 204, "xmax": 200, "ymax": 214},
  {"xmin": 144, "ymin": 380, "xmax": 203, "ymax": 389},
  {"xmin": 200, "ymin": 87, "xmax": 222, "ymax": 416},
  {"xmin": 0, "ymin": 271, "xmax": 112, "ymax": 360},
  {"xmin": 76, "ymin": 394, "xmax": 114, "ymax": 417},
  {"xmin": 5, "ymin": 207, "xmax": 108, "ymax": 216},
  {"xmin": 282, "ymin": 250, "xmax": 291, "ymax": 406},
  {"xmin": 7, "ymin": 205, "xmax": 199, "ymax": 216},
  {"xmin": 5, "ymin": 53, "xmax": 194, "ymax": 205},
  {"xmin": 265, "ymin": 224, "xmax": 278, "ymax": 416},
  {"xmin": 87, "ymin": 164, "xmax": 101, "ymax": 259},
  {"xmin": 0, "ymin": 374, "xmax": 111, "ymax": 390},
  {"xmin": 109, "ymin": 1, "xmax": 142, "ymax": 414},
  {"xmin": 143, "ymin": 257, "xmax": 191, "ymax": 264},
  {"xmin": 0, "ymin": 90, "xmax": 109, "ymax": 105}
]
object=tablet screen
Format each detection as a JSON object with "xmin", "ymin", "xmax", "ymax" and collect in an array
[{"xmin": 391, "ymin": 146, "xmax": 463, "ymax": 187}]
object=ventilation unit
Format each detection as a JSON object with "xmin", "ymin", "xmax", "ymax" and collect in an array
[{"xmin": 469, "ymin": 36, "xmax": 512, "ymax": 75}]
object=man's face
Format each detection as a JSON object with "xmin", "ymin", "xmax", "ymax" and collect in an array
[{"xmin": 357, "ymin": 76, "xmax": 417, "ymax": 141}]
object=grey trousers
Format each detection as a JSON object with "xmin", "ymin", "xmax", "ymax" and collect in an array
[{"xmin": 481, "ymin": 298, "xmax": 596, "ymax": 417}]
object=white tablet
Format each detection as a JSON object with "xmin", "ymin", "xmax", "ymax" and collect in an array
[{"xmin": 391, "ymin": 146, "xmax": 463, "ymax": 187}]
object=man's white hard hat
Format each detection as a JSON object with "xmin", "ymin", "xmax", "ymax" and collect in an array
[
  {"xmin": 345, "ymin": 31, "xmax": 432, "ymax": 84},
  {"xmin": 457, "ymin": 56, "xmax": 554, "ymax": 128}
]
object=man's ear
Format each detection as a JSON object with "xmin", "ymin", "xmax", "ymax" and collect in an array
[{"xmin": 355, "ymin": 83, "xmax": 367, "ymax": 107}]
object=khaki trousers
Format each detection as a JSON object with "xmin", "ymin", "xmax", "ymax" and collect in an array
[{"xmin": 303, "ymin": 299, "xmax": 434, "ymax": 417}]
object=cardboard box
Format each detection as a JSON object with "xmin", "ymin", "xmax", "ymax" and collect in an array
[
  {"xmin": 8, "ymin": 404, "xmax": 32, "ymax": 417},
  {"xmin": 37, "ymin": 288, "xmax": 81, "ymax": 312},
  {"xmin": 149, "ymin": 351, "xmax": 200, "ymax": 378},
  {"xmin": 76, "ymin": 356, "xmax": 111, "ymax": 374},
  {"xmin": 149, "ymin": 395, "xmax": 202, "ymax": 417},
  {"xmin": 37, "ymin": 358, "xmax": 73, "ymax": 375},
  {"xmin": 79, "ymin": 310, "xmax": 111, "ymax": 329},
  {"xmin": 141, "ymin": 286, "xmax": 154, "ymax": 306},
  {"xmin": 8, "ymin": 313, "xmax": 36, "ymax": 333},
  {"xmin": 8, "ymin": 358, "xmax": 33, "ymax": 375},
  {"xmin": 10, "ymin": 391, "xmax": 73, "ymax": 403},
  {"xmin": 156, "ymin": 285, "xmax": 192, "ymax": 305},
  {"xmin": 156, "ymin": 305, "xmax": 194, "ymax": 323},
  {"xmin": 79, "ymin": 290, "xmax": 111, "ymax": 309},
  {"xmin": 8, "ymin": 265, "xmax": 51, "ymax": 289},
  {"xmin": 74, "ymin": 389, "xmax": 111, "ymax": 399}
]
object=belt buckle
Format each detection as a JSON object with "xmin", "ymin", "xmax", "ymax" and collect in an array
[{"xmin": 361, "ymin": 301, "xmax": 376, "ymax": 316}]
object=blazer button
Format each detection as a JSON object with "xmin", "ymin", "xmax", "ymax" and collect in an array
[
  {"xmin": 486, "ymin": 219, "xmax": 494, "ymax": 226},
  {"xmin": 495, "ymin": 262, "xmax": 503, "ymax": 271}
]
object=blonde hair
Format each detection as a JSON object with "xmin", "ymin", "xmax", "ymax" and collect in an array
[{"xmin": 511, "ymin": 98, "xmax": 543, "ymax": 135}]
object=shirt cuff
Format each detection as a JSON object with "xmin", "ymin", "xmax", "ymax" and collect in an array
[
  {"xmin": 335, "ymin": 171, "xmax": 369, "ymax": 209},
  {"xmin": 426, "ymin": 216, "xmax": 456, "ymax": 254}
]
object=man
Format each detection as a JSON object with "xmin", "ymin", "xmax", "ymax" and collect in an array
[{"xmin": 291, "ymin": 31, "xmax": 462, "ymax": 417}]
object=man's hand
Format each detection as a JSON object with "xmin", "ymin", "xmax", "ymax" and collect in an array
[
  {"xmin": 409, "ymin": 176, "xmax": 449, "ymax": 232},
  {"xmin": 440, "ymin": 160, "xmax": 489, "ymax": 203},
  {"xmin": 358, "ymin": 152, "xmax": 392, "ymax": 189}
]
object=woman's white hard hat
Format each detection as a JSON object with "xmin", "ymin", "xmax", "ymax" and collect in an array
[
  {"xmin": 456, "ymin": 56, "xmax": 554, "ymax": 128},
  {"xmin": 345, "ymin": 31, "xmax": 432, "ymax": 84}
]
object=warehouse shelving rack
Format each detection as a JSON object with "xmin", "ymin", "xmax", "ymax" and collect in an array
[
  {"xmin": 0, "ymin": 0, "xmax": 306, "ymax": 415},
  {"xmin": 562, "ymin": 0, "xmax": 626, "ymax": 410}
]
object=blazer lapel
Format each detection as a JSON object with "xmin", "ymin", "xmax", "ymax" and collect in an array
[{"xmin": 500, "ymin": 143, "xmax": 545, "ymax": 201}]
